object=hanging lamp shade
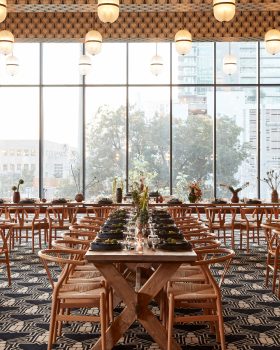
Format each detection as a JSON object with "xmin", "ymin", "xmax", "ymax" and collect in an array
[
  {"xmin": 85, "ymin": 30, "xmax": 102, "ymax": 55},
  {"xmin": 150, "ymin": 54, "xmax": 164, "ymax": 76},
  {"xmin": 175, "ymin": 29, "xmax": 192, "ymax": 55},
  {"xmin": 0, "ymin": 0, "xmax": 7, "ymax": 23},
  {"xmin": 223, "ymin": 53, "xmax": 237, "ymax": 75},
  {"xmin": 265, "ymin": 29, "xmax": 280, "ymax": 55},
  {"xmin": 97, "ymin": 0, "xmax": 119, "ymax": 24},
  {"xmin": 0, "ymin": 30, "xmax": 14, "ymax": 55},
  {"xmin": 79, "ymin": 55, "xmax": 92, "ymax": 76},
  {"xmin": 213, "ymin": 0, "xmax": 236, "ymax": 22},
  {"xmin": 6, "ymin": 55, "xmax": 19, "ymax": 76}
]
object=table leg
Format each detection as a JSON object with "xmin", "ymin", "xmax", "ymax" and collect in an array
[
  {"xmin": 92, "ymin": 262, "xmax": 182, "ymax": 350},
  {"xmin": 92, "ymin": 263, "xmax": 137, "ymax": 350}
]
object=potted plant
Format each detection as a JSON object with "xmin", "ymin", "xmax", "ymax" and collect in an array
[
  {"xmin": 188, "ymin": 181, "xmax": 202, "ymax": 203},
  {"xmin": 71, "ymin": 165, "xmax": 99, "ymax": 202},
  {"xmin": 220, "ymin": 182, "xmax": 249, "ymax": 203},
  {"xmin": 12, "ymin": 179, "xmax": 24, "ymax": 203},
  {"xmin": 259, "ymin": 170, "xmax": 280, "ymax": 203}
]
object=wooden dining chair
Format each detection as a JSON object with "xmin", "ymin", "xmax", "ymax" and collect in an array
[
  {"xmin": 262, "ymin": 223, "xmax": 280, "ymax": 296},
  {"xmin": 240, "ymin": 207, "xmax": 264, "ymax": 253},
  {"xmin": 7, "ymin": 206, "xmax": 46, "ymax": 252},
  {"xmin": 46, "ymin": 206, "xmax": 78, "ymax": 248},
  {"xmin": 167, "ymin": 248, "xmax": 235, "ymax": 350},
  {"xmin": 0, "ymin": 227, "xmax": 12, "ymax": 285},
  {"xmin": 38, "ymin": 248, "xmax": 108, "ymax": 350},
  {"xmin": 205, "ymin": 207, "xmax": 236, "ymax": 246}
]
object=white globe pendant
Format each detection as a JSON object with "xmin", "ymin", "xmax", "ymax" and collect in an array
[
  {"xmin": 175, "ymin": 29, "xmax": 192, "ymax": 55},
  {"xmin": 223, "ymin": 54, "xmax": 237, "ymax": 75},
  {"xmin": 0, "ymin": 0, "xmax": 7, "ymax": 23},
  {"xmin": 213, "ymin": 0, "xmax": 236, "ymax": 22},
  {"xmin": 85, "ymin": 30, "xmax": 102, "ymax": 56},
  {"xmin": 6, "ymin": 55, "xmax": 19, "ymax": 76},
  {"xmin": 265, "ymin": 29, "xmax": 280, "ymax": 55},
  {"xmin": 79, "ymin": 55, "xmax": 92, "ymax": 76},
  {"xmin": 97, "ymin": 0, "xmax": 119, "ymax": 24},
  {"xmin": 0, "ymin": 30, "xmax": 14, "ymax": 55},
  {"xmin": 150, "ymin": 54, "xmax": 164, "ymax": 76}
]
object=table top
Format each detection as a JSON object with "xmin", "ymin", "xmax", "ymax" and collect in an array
[{"xmin": 85, "ymin": 247, "xmax": 197, "ymax": 263}]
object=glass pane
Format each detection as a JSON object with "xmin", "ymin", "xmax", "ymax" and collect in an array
[
  {"xmin": 85, "ymin": 87, "xmax": 126, "ymax": 199},
  {"xmin": 0, "ymin": 43, "xmax": 39, "ymax": 85},
  {"xmin": 0, "ymin": 88, "xmax": 39, "ymax": 198},
  {"xmin": 86, "ymin": 43, "xmax": 126, "ymax": 84},
  {"xmin": 260, "ymin": 42, "xmax": 280, "ymax": 84},
  {"xmin": 129, "ymin": 87, "xmax": 170, "ymax": 194},
  {"xmin": 172, "ymin": 87, "xmax": 214, "ymax": 201},
  {"xmin": 216, "ymin": 42, "xmax": 257, "ymax": 84},
  {"xmin": 43, "ymin": 43, "xmax": 82, "ymax": 84},
  {"xmin": 172, "ymin": 42, "xmax": 214, "ymax": 84},
  {"xmin": 128, "ymin": 43, "xmax": 170, "ymax": 84},
  {"xmin": 43, "ymin": 87, "xmax": 82, "ymax": 199},
  {"xmin": 216, "ymin": 87, "xmax": 257, "ymax": 199},
  {"xmin": 260, "ymin": 87, "xmax": 280, "ymax": 199}
]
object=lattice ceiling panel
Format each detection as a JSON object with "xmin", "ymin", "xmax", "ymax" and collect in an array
[
  {"xmin": 1, "ymin": 1, "xmax": 280, "ymax": 41},
  {"xmin": 6, "ymin": 1, "xmax": 280, "ymax": 13}
]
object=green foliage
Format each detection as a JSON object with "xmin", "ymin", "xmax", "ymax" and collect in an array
[{"xmin": 85, "ymin": 105, "xmax": 250, "ymax": 198}]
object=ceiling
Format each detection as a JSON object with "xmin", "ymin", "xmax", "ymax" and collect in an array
[{"xmin": 1, "ymin": 1, "xmax": 280, "ymax": 41}]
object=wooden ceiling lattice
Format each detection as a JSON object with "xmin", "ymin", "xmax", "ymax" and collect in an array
[{"xmin": 0, "ymin": 1, "xmax": 279, "ymax": 41}]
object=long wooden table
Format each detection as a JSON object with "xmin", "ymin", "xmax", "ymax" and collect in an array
[{"xmin": 85, "ymin": 247, "xmax": 197, "ymax": 350}]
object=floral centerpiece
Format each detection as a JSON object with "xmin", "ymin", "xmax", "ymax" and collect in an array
[
  {"xmin": 220, "ymin": 182, "xmax": 249, "ymax": 203},
  {"xmin": 12, "ymin": 179, "xmax": 24, "ymax": 203},
  {"xmin": 130, "ymin": 179, "xmax": 149, "ymax": 254},
  {"xmin": 188, "ymin": 180, "xmax": 202, "ymax": 203},
  {"xmin": 259, "ymin": 170, "xmax": 280, "ymax": 203}
]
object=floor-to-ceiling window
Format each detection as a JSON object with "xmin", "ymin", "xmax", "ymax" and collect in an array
[{"xmin": 0, "ymin": 41, "xmax": 279, "ymax": 200}]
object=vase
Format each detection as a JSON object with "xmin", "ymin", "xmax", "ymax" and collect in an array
[
  {"xmin": 271, "ymin": 189, "xmax": 278, "ymax": 203},
  {"xmin": 13, "ymin": 191, "xmax": 20, "ymax": 203},
  {"xmin": 231, "ymin": 192, "xmax": 239, "ymax": 203},
  {"xmin": 75, "ymin": 193, "xmax": 84, "ymax": 203},
  {"xmin": 188, "ymin": 191, "xmax": 196, "ymax": 203},
  {"xmin": 116, "ymin": 188, "xmax": 123, "ymax": 203}
]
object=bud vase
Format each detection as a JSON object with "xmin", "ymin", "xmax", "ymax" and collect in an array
[
  {"xmin": 116, "ymin": 187, "xmax": 123, "ymax": 203},
  {"xmin": 271, "ymin": 189, "xmax": 279, "ymax": 203},
  {"xmin": 13, "ymin": 191, "xmax": 20, "ymax": 203},
  {"xmin": 75, "ymin": 193, "xmax": 84, "ymax": 202},
  {"xmin": 231, "ymin": 192, "xmax": 239, "ymax": 203}
]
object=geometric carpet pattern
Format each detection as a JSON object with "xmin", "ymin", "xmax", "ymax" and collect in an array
[{"xmin": 0, "ymin": 241, "xmax": 280, "ymax": 349}]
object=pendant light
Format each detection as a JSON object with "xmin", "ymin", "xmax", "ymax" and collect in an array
[
  {"xmin": 223, "ymin": 42, "xmax": 237, "ymax": 75},
  {"xmin": 150, "ymin": 43, "xmax": 164, "ymax": 76},
  {"xmin": 0, "ymin": 0, "xmax": 7, "ymax": 23},
  {"xmin": 213, "ymin": 0, "xmax": 236, "ymax": 22},
  {"xmin": 265, "ymin": 13, "xmax": 280, "ymax": 55},
  {"xmin": 97, "ymin": 0, "xmax": 119, "ymax": 24},
  {"xmin": 175, "ymin": 29, "xmax": 192, "ymax": 55},
  {"xmin": 6, "ymin": 54, "xmax": 19, "ymax": 76},
  {"xmin": 85, "ymin": 30, "xmax": 102, "ymax": 56},
  {"xmin": 79, "ymin": 54, "xmax": 92, "ymax": 76},
  {"xmin": 0, "ymin": 30, "xmax": 14, "ymax": 55}
]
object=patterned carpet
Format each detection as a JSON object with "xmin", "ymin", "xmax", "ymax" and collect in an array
[{"xmin": 0, "ymin": 241, "xmax": 280, "ymax": 350}]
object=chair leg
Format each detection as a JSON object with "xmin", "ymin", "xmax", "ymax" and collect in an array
[
  {"xmin": 272, "ymin": 257, "xmax": 278, "ymax": 294},
  {"xmin": 48, "ymin": 296, "xmax": 59, "ymax": 350},
  {"xmin": 231, "ymin": 229, "xmax": 235, "ymax": 249},
  {"xmin": 5, "ymin": 251, "xmax": 11, "ymax": 286},
  {"xmin": 216, "ymin": 298, "xmax": 226, "ymax": 350},
  {"xmin": 100, "ymin": 292, "xmax": 106, "ymax": 350},
  {"xmin": 167, "ymin": 293, "xmax": 174, "ymax": 350},
  {"xmin": 265, "ymin": 254, "xmax": 270, "ymax": 287}
]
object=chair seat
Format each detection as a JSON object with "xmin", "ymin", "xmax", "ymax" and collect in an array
[{"xmin": 168, "ymin": 282, "xmax": 216, "ymax": 300}]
